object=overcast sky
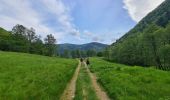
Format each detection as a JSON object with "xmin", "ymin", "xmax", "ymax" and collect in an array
[{"xmin": 0, "ymin": 0, "xmax": 165, "ymax": 44}]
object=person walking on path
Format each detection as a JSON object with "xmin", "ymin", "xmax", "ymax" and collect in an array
[
  {"xmin": 86, "ymin": 58, "xmax": 90, "ymax": 67},
  {"xmin": 80, "ymin": 58, "xmax": 84, "ymax": 66},
  {"xmin": 80, "ymin": 58, "xmax": 83, "ymax": 62}
]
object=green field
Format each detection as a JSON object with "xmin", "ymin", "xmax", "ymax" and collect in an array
[
  {"xmin": 1, "ymin": 51, "xmax": 170, "ymax": 100},
  {"xmin": 90, "ymin": 58, "xmax": 170, "ymax": 100},
  {"xmin": 0, "ymin": 51, "xmax": 77, "ymax": 99}
]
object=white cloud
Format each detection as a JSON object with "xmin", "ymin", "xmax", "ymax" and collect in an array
[
  {"xmin": 0, "ymin": 0, "xmax": 80, "ymax": 43},
  {"xmin": 41, "ymin": 0, "xmax": 80, "ymax": 36},
  {"xmin": 92, "ymin": 36, "xmax": 104, "ymax": 42},
  {"xmin": 0, "ymin": 0, "xmax": 55, "ymax": 37},
  {"xmin": 123, "ymin": 0, "xmax": 165, "ymax": 22},
  {"xmin": 83, "ymin": 30, "xmax": 92, "ymax": 36}
]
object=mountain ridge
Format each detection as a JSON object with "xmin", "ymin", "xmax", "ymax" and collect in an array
[
  {"xmin": 114, "ymin": 0, "xmax": 170, "ymax": 45},
  {"xmin": 57, "ymin": 42, "xmax": 108, "ymax": 53}
]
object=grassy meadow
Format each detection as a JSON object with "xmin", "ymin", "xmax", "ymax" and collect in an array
[
  {"xmin": 90, "ymin": 58, "xmax": 170, "ymax": 100},
  {"xmin": 0, "ymin": 51, "xmax": 77, "ymax": 99}
]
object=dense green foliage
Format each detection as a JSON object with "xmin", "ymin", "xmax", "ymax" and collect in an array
[
  {"xmin": 60, "ymin": 49, "xmax": 101, "ymax": 58},
  {"xmin": 119, "ymin": 0, "xmax": 170, "ymax": 41},
  {"xmin": 106, "ymin": 0, "xmax": 170, "ymax": 70},
  {"xmin": 74, "ymin": 64, "xmax": 97, "ymax": 100},
  {"xmin": 90, "ymin": 58, "xmax": 170, "ymax": 100},
  {"xmin": 0, "ymin": 51, "xmax": 77, "ymax": 99},
  {"xmin": 0, "ymin": 25, "xmax": 56, "ymax": 56}
]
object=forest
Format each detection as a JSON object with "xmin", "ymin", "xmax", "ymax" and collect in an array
[
  {"xmin": 104, "ymin": 0, "xmax": 170, "ymax": 70},
  {"xmin": 0, "ymin": 24, "xmax": 56, "ymax": 56},
  {"xmin": 59, "ymin": 49, "xmax": 103, "ymax": 58}
]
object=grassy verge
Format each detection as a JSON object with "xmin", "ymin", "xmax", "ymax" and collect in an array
[
  {"xmin": 74, "ymin": 63, "xmax": 98, "ymax": 100},
  {"xmin": 90, "ymin": 57, "xmax": 170, "ymax": 100},
  {"xmin": 0, "ymin": 51, "xmax": 77, "ymax": 99}
]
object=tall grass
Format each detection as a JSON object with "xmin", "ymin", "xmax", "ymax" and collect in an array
[
  {"xmin": 0, "ymin": 51, "xmax": 77, "ymax": 99},
  {"xmin": 90, "ymin": 58, "xmax": 170, "ymax": 100}
]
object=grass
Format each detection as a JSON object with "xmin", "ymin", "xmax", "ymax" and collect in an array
[
  {"xmin": 90, "ymin": 57, "xmax": 170, "ymax": 100},
  {"xmin": 74, "ymin": 63, "xmax": 98, "ymax": 100},
  {"xmin": 0, "ymin": 51, "xmax": 78, "ymax": 100}
]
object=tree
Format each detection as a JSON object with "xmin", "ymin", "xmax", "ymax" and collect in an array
[
  {"xmin": 44, "ymin": 34, "xmax": 56, "ymax": 56},
  {"xmin": 97, "ymin": 52, "xmax": 103, "ymax": 57},
  {"xmin": 11, "ymin": 24, "xmax": 29, "ymax": 52},
  {"xmin": 156, "ymin": 11, "xmax": 170, "ymax": 27},
  {"xmin": 159, "ymin": 45, "xmax": 170, "ymax": 70},
  {"xmin": 104, "ymin": 47, "xmax": 112, "ymax": 60},
  {"xmin": 63, "ymin": 49, "xmax": 71, "ymax": 58},
  {"xmin": 26, "ymin": 27, "xmax": 36, "ymax": 42},
  {"xmin": 12, "ymin": 24, "xmax": 27, "ymax": 36},
  {"xmin": 30, "ymin": 35, "xmax": 44, "ymax": 55},
  {"xmin": 71, "ymin": 50, "xmax": 77, "ymax": 58},
  {"xmin": 75, "ymin": 49, "xmax": 81, "ymax": 58},
  {"xmin": 143, "ymin": 24, "xmax": 163, "ymax": 69},
  {"xmin": 80, "ymin": 50, "xmax": 86, "ymax": 58}
]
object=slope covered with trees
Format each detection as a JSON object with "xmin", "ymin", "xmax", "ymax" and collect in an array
[
  {"xmin": 105, "ymin": 0, "xmax": 170, "ymax": 70},
  {"xmin": 58, "ymin": 42, "xmax": 107, "ymax": 52},
  {"xmin": 58, "ymin": 42, "xmax": 107, "ymax": 58},
  {"xmin": 0, "ymin": 24, "xmax": 56, "ymax": 56}
]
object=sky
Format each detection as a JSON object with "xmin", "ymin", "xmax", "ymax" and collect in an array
[{"xmin": 0, "ymin": 0, "xmax": 165, "ymax": 44}]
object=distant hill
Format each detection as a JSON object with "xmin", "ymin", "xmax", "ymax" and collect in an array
[{"xmin": 57, "ymin": 42, "xmax": 108, "ymax": 53}]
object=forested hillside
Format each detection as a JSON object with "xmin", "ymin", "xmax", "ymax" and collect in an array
[
  {"xmin": 118, "ymin": 0, "xmax": 170, "ymax": 42},
  {"xmin": 0, "ymin": 25, "xmax": 56, "ymax": 56},
  {"xmin": 58, "ymin": 42, "xmax": 107, "ymax": 58},
  {"xmin": 105, "ymin": 0, "xmax": 170, "ymax": 70},
  {"xmin": 58, "ymin": 42, "xmax": 107, "ymax": 52}
]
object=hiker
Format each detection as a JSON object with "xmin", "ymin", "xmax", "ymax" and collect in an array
[
  {"xmin": 80, "ymin": 58, "xmax": 83, "ymax": 62},
  {"xmin": 86, "ymin": 58, "xmax": 90, "ymax": 66}
]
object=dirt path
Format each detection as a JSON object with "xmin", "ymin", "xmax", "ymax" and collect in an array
[
  {"xmin": 60, "ymin": 61, "xmax": 110, "ymax": 100},
  {"xmin": 60, "ymin": 61, "xmax": 81, "ymax": 100},
  {"xmin": 84, "ymin": 63, "xmax": 110, "ymax": 100}
]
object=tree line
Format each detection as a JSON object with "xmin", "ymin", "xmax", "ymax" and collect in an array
[
  {"xmin": 104, "ymin": 23, "xmax": 170, "ymax": 70},
  {"xmin": 59, "ymin": 49, "xmax": 103, "ymax": 58},
  {"xmin": 0, "ymin": 24, "xmax": 104, "ymax": 58},
  {"xmin": 0, "ymin": 24, "xmax": 56, "ymax": 56}
]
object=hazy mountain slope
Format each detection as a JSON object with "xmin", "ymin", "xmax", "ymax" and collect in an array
[{"xmin": 58, "ymin": 42, "xmax": 108, "ymax": 53}]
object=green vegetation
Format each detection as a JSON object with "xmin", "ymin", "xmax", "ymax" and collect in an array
[
  {"xmin": 61, "ymin": 49, "xmax": 99, "ymax": 58},
  {"xmin": 74, "ymin": 64, "xmax": 98, "ymax": 100},
  {"xmin": 58, "ymin": 42, "xmax": 107, "ymax": 58},
  {"xmin": 0, "ymin": 24, "xmax": 57, "ymax": 57},
  {"xmin": 0, "ymin": 51, "xmax": 77, "ymax": 99},
  {"xmin": 0, "ymin": 27, "xmax": 10, "ymax": 37},
  {"xmin": 105, "ymin": 0, "xmax": 170, "ymax": 70},
  {"xmin": 90, "ymin": 58, "xmax": 170, "ymax": 100}
]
